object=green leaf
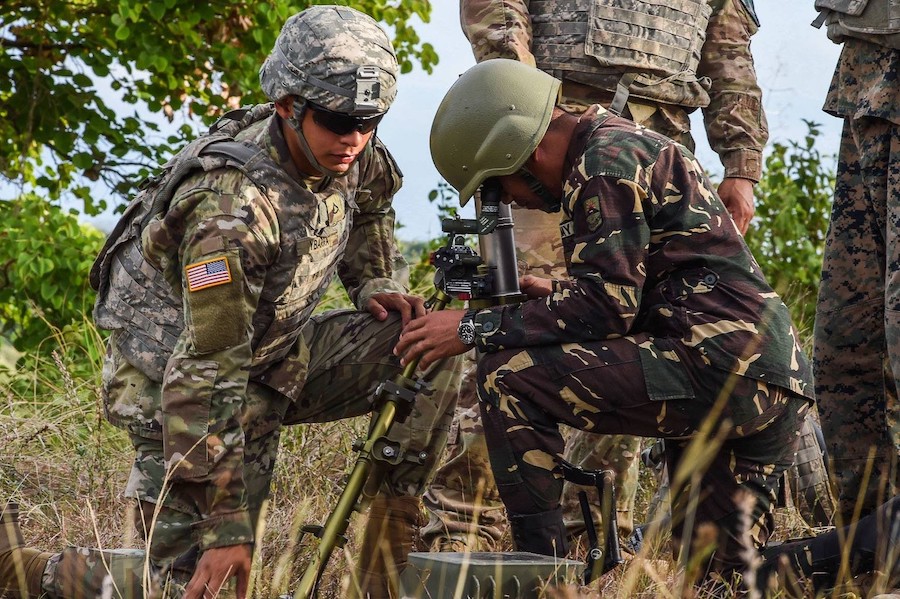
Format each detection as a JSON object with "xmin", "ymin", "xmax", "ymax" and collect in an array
[
  {"xmin": 72, "ymin": 152, "xmax": 93, "ymax": 170},
  {"xmin": 148, "ymin": 3, "xmax": 165, "ymax": 20}
]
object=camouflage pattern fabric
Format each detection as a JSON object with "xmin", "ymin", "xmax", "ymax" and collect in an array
[
  {"xmin": 93, "ymin": 107, "xmax": 408, "ymax": 385},
  {"xmin": 426, "ymin": 0, "xmax": 770, "ymax": 553},
  {"xmin": 423, "ymin": 68, "xmax": 764, "ymax": 549},
  {"xmin": 72, "ymin": 26, "xmax": 460, "ymax": 592},
  {"xmin": 478, "ymin": 344, "xmax": 809, "ymax": 574},
  {"xmin": 43, "ymin": 547, "xmax": 169, "ymax": 599},
  {"xmin": 467, "ymin": 107, "xmax": 812, "ymax": 396},
  {"xmin": 470, "ymin": 106, "xmax": 812, "ymax": 575},
  {"xmin": 530, "ymin": 0, "xmax": 713, "ymax": 109},
  {"xmin": 52, "ymin": 311, "xmax": 458, "ymax": 598},
  {"xmin": 420, "ymin": 356, "xmax": 506, "ymax": 551},
  {"xmin": 815, "ymin": 38, "xmax": 900, "ymax": 520},
  {"xmin": 258, "ymin": 6, "xmax": 399, "ymax": 113},
  {"xmin": 97, "ymin": 110, "xmax": 410, "ymax": 549},
  {"xmin": 458, "ymin": 0, "xmax": 768, "ymax": 181}
]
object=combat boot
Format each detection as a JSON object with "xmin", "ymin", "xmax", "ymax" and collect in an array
[
  {"xmin": 509, "ymin": 508, "xmax": 569, "ymax": 557},
  {"xmin": 351, "ymin": 495, "xmax": 422, "ymax": 599},
  {"xmin": 0, "ymin": 503, "xmax": 52, "ymax": 599},
  {"xmin": 758, "ymin": 496, "xmax": 900, "ymax": 594}
]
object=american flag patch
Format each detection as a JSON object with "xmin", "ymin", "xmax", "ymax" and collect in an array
[{"xmin": 186, "ymin": 257, "xmax": 232, "ymax": 292}]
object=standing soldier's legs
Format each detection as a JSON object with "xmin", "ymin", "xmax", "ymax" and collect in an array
[
  {"xmin": 560, "ymin": 433, "xmax": 641, "ymax": 542},
  {"xmin": 262, "ymin": 309, "xmax": 459, "ymax": 599},
  {"xmin": 815, "ymin": 117, "xmax": 900, "ymax": 520}
]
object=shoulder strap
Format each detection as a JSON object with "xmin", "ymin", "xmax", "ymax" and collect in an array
[{"xmin": 90, "ymin": 119, "xmax": 271, "ymax": 292}]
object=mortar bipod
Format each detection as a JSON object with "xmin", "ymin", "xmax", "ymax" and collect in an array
[
  {"xmin": 558, "ymin": 459, "xmax": 625, "ymax": 583},
  {"xmin": 290, "ymin": 289, "xmax": 453, "ymax": 599}
]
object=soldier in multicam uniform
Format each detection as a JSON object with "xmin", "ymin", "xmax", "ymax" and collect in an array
[
  {"xmin": 399, "ymin": 58, "xmax": 814, "ymax": 586},
  {"xmin": 0, "ymin": 6, "xmax": 459, "ymax": 599},
  {"xmin": 423, "ymin": 0, "xmax": 830, "ymax": 555},
  {"xmin": 811, "ymin": 0, "xmax": 900, "ymax": 522}
]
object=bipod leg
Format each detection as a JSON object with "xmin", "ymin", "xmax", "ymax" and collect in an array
[
  {"xmin": 290, "ymin": 290, "xmax": 452, "ymax": 599},
  {"xmin": 559, "ymin": 459, "xmax": 624, "ymax": 584},
  {"xmin": 292, "ymin": 398, "xmax": 400, "ymax": 599}
]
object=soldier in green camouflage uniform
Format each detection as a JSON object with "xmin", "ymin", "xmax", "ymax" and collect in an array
[
  {"xmin": 422, "ymin": 0, "xmax": 775, "ymax": 553},
  {"xmin": 400, "ymin": 59, "xmax": 813, "ymax": 585},
  {"xmin": 812, "ymin": 1, "xmax": 900, "ymax": 520},
  {"xmin": 0, "ymin": 7, "xmax": 459, "ymax": 599}
]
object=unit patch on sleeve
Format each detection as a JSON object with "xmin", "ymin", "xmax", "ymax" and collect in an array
[
  {"xmin": 186, "ymin": 257, "xmax": 232, "ymax": 292},
  {"xmin": 584, "ymin": 196, "xmax": 602, "ymax": 231}
]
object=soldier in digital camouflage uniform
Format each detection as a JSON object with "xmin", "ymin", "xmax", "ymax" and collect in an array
[
  {"xmin": 0, "ymin": 7, "xmax": 459, "ymax": 599},
  {"xmin": 811, "ymin": 0, "xmax": 900, "ymax": 521},
  {"xmin": 398, "ymin": 58, "xmax": 814, "ymax": 586},
  {"xmin": 422, "ymin": 0, "xmax": 831, "ymax": 555}
]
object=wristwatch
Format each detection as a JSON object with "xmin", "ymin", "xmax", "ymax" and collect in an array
[{"xmin": 457, "ymin": 309, "xmax": 478, "ymax": 346}]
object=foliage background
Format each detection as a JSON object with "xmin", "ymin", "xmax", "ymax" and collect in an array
[{"xmin": 1, "ymin": 0, "xmax": 437, "ymax": 216}]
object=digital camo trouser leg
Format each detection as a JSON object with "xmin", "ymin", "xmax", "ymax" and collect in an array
[{"xmin": 815, "ymin": 117, "xmax": 900, "ymax": 520}]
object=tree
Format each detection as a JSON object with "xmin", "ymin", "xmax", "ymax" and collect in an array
[
  {"xmin": 744, "ymin": 120, "xmax": 835, "ymax": 333},
  {"xmin": 0, "ymin": 194, "xmax": 105, "ymax": 350},
  {"xmin": 0, "ymin": 0, "xmax": 438, "ymax": 215}
]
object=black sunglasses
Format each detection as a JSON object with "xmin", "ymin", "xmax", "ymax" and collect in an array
[{"xmin": 304, "ymin": 101, "xmax": 384, "ymax": 136}]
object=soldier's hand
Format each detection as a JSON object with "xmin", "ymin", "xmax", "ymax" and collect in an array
[
  {"xmin": 717, "ymin": 177, "xmax": 755, "ymax": 235},
  {"xmin": 395, "ymin": 309, "xmax": 469, "ymax": 370},
  {"xmin": 366, "ymin": 292, "xmax": 426, "ymax": 326},
  {"xmin": 183, "ymin": 543, "xmax": 251, "ymax": 599},
  {"xmin": 520, "ymin": 275, "xmax": 553, "ymax": 299}
]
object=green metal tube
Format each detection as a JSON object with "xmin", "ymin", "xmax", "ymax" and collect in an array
[
  {"xmin": 292, "ymin": 290, "xmax": 451, "ymax": 598},
  {"xmin": 293, "ymin": 401, "xmax": 398, "ymax": 599}
]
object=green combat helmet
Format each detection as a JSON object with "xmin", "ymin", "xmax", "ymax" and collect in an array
[
  {"xmin": 429, "ymin": 59, "xmax": 561, "ymax": 206},
  {"xmin": 259, "ymin": 5, "xmax": 399, "ymax": 176}
]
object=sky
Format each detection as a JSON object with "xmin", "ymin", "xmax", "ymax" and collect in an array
[{"xmin": 376, "ymin": 1, "xmax": 845, "ymax": 241}]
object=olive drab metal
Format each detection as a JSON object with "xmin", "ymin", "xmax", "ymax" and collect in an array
[{"xmin": 429, "ymin": 59, "xmax": 561, "ymax": 205}]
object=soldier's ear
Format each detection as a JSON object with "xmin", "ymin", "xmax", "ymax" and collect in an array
[{"xmin": 274, "ymin": 97, "xmax": 296, "ymax": 119}]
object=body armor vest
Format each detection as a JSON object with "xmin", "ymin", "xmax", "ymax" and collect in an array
[
  {"xmin": 92, "ymin": 105, "xmax": 355, "ymax": 382},
  {"xmin": 814, "ymin": 0, "xmax": 900, "ymax": 48},
  {"xmin": 529, "ymin": 0, "xmax": 713, "ymax": 108}
]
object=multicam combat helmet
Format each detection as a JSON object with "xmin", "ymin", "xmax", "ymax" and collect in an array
[
  {"xmin": 429, "ymin": 59, "xmax": 561, "ymax": 206},
  {"xmin": 259, "ymin": 5, "xmax": 398, "ymax": 115}
]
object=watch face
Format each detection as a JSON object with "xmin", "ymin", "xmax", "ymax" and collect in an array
[{"xmin": 457, "ymin": 321, "xmax": 476, "ymax": 346}]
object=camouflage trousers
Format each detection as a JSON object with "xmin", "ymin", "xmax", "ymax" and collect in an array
[
  {"xmin": 420, "ymin": 93, "xmax": 694, "ymax": 552},
  {"xmin": 420, "ymin": 353, "xmax": 641, "ymax": 551},
  {"xmin": 476, "ymin": 335, "xmax": 809, "ymax": 576},
  {"xmin": 41, "ymin": 310, "xmax": 459, "ymax": 599},
  {"xmin": 815, "ymin": 116, "xmax": 900, "ymax": 521}
]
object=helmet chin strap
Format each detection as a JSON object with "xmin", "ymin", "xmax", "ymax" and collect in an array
[
  {"xmin": 286, "ymin": 102, "xmax": 354, "ymax": 179},
  {"xmin": 518, "ymin": 166, "xmax": 561, "ymax": 213}
]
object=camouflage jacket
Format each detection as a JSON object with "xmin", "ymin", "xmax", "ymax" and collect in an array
[
  {"xmin": 102, "ymin": 112, "xmax": 406, "ymax": 547},
  {"xmin": 470, "ymin": 106, "xmax": 814, "ymax": 400},
  {"xmin": 459, "ymin": 0, "xmax": 768, "ymax": 181},
  {"xmin": 823, "ymin": 38, "xmax": 900, "ymax": 125}
]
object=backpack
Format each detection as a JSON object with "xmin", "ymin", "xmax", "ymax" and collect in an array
[{"xmin": 89, "ymin": 104, "xmax": 274, "ymax": 294}]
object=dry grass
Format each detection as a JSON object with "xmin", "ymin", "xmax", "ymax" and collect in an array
[{"xmin": 0, "ymin": 323, "xmax": 881, "ymax": 599}]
